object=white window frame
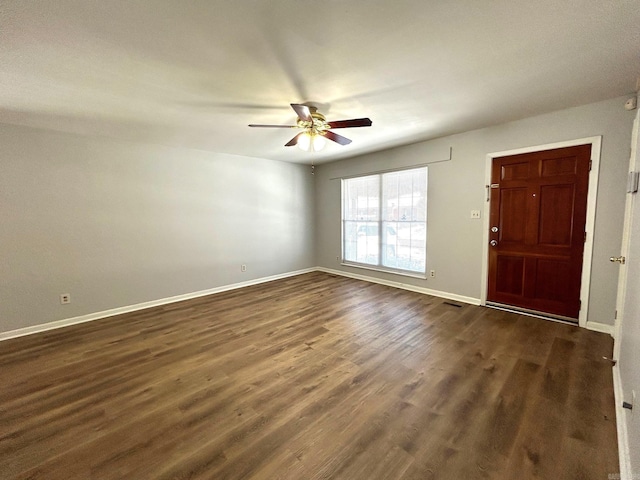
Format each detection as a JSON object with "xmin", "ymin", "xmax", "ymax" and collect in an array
[{"xmin": 341, "ymin": 166, "xmax": 428, "ymax": 278}]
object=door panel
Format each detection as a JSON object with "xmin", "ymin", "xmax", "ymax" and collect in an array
[
  {"xmin": 534, "ymin": 259, "xmax": 572, "ymax": 302},
  {"xmin": 499, "ymin": 188, "xmax": 528, "ymax": 243},
  {"xmin": 495, "ymin": 256, "xmax": 525, "ymax": 295},
  {"xmin": 540, "ymin": 156, "xmax": 578, "ymax": 176},
  {"xmin": 501, "ymin": 162, "xmax": 530, "ymax": 180},
  {"xmin": 487, "ymin": 145, "xmax": 591, "ymax": 319},
  {"xmin": 538, "ymin": 184, "xmax": 574, "ymax": 246}
]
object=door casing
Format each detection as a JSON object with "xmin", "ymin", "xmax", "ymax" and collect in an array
[
  {"xmin": 480, "ymin": 136, "xmax": 602, "ymax": 329},
  {"xmin": 613, "ymin": 114, "xmax": 639, "ymax": 361}
]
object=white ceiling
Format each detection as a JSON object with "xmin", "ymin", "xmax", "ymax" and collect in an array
[{"xmin": 1, "ymin": 1, "xmax": 639, "ymax": 164}]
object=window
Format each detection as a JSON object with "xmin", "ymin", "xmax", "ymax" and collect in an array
[{"xmin": 342, "ymin": 167, "xmax": 427, "ymax": 276}]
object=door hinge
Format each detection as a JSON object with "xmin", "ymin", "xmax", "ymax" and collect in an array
[
  {"xmin": 584, "ymin": 231, "xmax": 587, "ymax": 243},
  {"xmin": 589, "ymin": 160, "xmax": 592, "ymax": 171},
  {"xmin": 615, "ymin": 310, "xmax": 618, "ymax": 320}
]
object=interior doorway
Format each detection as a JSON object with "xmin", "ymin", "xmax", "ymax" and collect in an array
[{"xmin": 481, "ymin": 138, "xmax": 601, "ymax": 327}]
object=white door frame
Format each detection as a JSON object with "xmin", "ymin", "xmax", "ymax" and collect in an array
[
  {"xmin": 613, "ymin": 114, "xmax": 639, "ymax": 361},
  {"xmin": 480, "ymin": 136, "xmax": 602, "ymax": 329},
  {"xmin": 610, "ymin": 107, "xmax": 639, "ymax": 480}
]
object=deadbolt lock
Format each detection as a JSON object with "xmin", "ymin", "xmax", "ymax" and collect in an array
[{"xmin": 491, "ymin": 226, "xmax": 498, "ymax": 233}]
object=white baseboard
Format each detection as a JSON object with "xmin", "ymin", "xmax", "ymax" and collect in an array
[
  {"xmin": 613, "ymin": 365, "xmax": 632, "ymax": 479},
  {"xmin": 316, "ymin": 267, "xmax": 481, "ymax": 306},
  {"xmin": 0, "ymin": 268, "xmax": 316, "ymax": 342},
  {"xmin": 586, "ymin": 321, "xmax": 615, "ymax": 336},
  {"xmin": 0, "ymin": 267, "xmax": 611, "ymax": 342}
]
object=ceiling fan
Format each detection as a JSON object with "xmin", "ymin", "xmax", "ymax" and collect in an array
[{"xmin": 249, "ymin": 104, "xmax": 372, "ymax": 151}]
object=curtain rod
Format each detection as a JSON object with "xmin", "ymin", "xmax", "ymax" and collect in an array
[{"xmin": 329, "ymin": 147, "xmax": 452, "ymax": 180}]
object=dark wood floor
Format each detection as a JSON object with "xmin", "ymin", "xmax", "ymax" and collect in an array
[{"xmin": 0, "ymin": 272, "xmax": 619, "ymax": 479}]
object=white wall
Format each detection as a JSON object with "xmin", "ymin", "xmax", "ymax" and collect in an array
[
  {"xmin": 315, "ymin": 96, "xmax": 636, "ymax": 326},
  {"xmin": 617, "ymin": 104, "xmax": 640, "ymax": 476},
  {"xmin": 0, "ymin": 123, "xmax": 315, "ymax": 334}
]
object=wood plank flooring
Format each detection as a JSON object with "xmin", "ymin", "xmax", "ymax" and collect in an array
[{"xmin": 0, "ymin": 272, "xmax": 619, "ymax": 479}]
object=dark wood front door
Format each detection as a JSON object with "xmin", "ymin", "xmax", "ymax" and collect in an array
[{"xmin": 487, "ymin": 144, "xmax": 591, "ymax": 320}]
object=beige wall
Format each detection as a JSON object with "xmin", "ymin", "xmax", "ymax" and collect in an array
[{"xmin": 315, "ymin": 96, "xmax": 636, "ymax": 327}]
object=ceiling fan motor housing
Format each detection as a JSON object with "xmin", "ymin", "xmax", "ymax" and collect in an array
[
  {"xmin": 249, "ymin": 103, "xmax": 371, "ymax": 148},
  {"xmin": 296, "ymin": 108, "xmax": 330, "ymax": 134}
]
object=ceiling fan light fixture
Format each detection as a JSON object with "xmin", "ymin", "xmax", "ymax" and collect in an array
[
  {"xmin": 250, "ymin": 104, "xmax": 371, "ymax": 149},
  {"xmin": 297, "ymin": 132, "xmax": 326, "ymax": 152},
  {"xmin": 311, "ymin": 133, "xmax": 326, "ymax": 152}
]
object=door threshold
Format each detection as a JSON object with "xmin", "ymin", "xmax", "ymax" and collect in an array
[{"xmin": 485, "ymin": 302, "xmax": 578, "ymax": 326}]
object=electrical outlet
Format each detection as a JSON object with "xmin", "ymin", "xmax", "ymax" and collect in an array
[
  {"xmin": 241, "ymin": 264, "xmax": 247, "ymax": 272},
  {"xmin": 429, "ymin": 270, "xmax": 436, "ymax": 278},
  {"xmin": 60, "ymin": 293, "xmax": 71, "ymax": 304},
  {"xmin": 470, "ymin": 210, "xmax": 481, "ymax": 219}
]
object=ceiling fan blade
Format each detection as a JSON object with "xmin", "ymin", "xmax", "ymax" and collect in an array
[
  {"xmin": 324, "ymin": 130, "xmax": 352, "ymax": 146},
  {"xmin": 290, "ymin": 104, "xmax": 313, "ymax": 122},
  {"xmin": 327, "ymin": 118, "xmax": 373, "ymax": 129},
  {"xmin": 248, "ymin": 124, "xmax": 297, "ymax": 128},
  {"xmin": 285, "ymin": 133, "xmax": 304, "ymax": 147}
]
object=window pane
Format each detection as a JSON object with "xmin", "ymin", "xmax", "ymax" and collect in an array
[
  {"xmin": 383, "ymin": 168, "xmax": 427, "ymax": 222},
  {"xmin": 342, "ymin": 167, "xmax": 426, "ymax": 275},
  {"xmin": 381, "ymin": 221, "xmax": 398, "ymax": 265},
  {"xmin": 343, "ymin": 221, "xmax": 359, "ymax": 263},
  {"xmin": 344, "ymin": 221, "xmax": 380, "ymax": 265},
  {"xmin": 355, "ymin": 222, "xmax": 379, "ymax": 265},
  {"xmin": 343, "ymin": 175, "xmax": 379, "ymax": 221},
  {"xmin": 382, "ymin": 168, "xmax": 427, "ymax": 273},
  {"xmin": 343, "ymin": 176, "xmax": 380, "ymax": 266}
]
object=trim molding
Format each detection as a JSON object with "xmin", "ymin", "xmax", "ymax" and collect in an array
[
  {"xmin": 317, "ymin": 267, "xmax": 481, "ymax": 306},
  {"xmin": 0, "ymin": 265, "xmax": 612, "ymax": 342},
  {"xmin": 585, "ymin": 321, "xmax": 615, "ymax": 336},
  {"xmin": 0, "ymin": 268, "xmax": 316, "ymax": 342},
  {"xmin": 480, "ymin": 137, "xmax": 602, "ymax": 329},
  {"xmin": 613, "ymin": 365, "xmax": 632, "ymax": 479}
]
